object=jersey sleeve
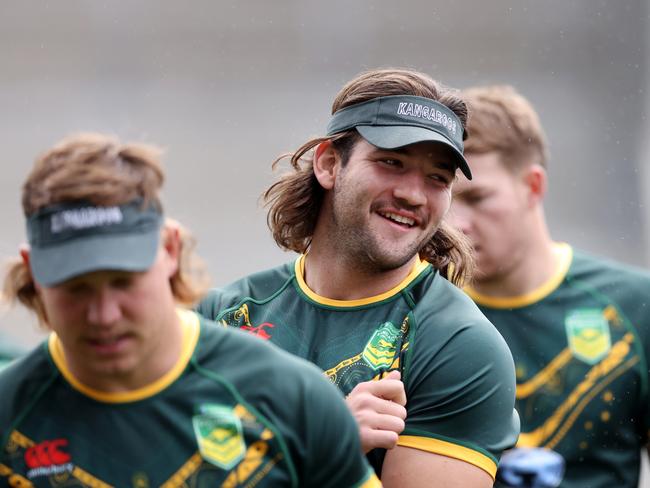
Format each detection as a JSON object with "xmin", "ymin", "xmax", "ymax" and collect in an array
[
  {"xmin": 298, "ymin": 365, "xmax": 380, "ymax": 488},
  {"xmin": 196, "ymin": 288, "xmax": 228, "ymax": 321},
  {"xmin": 400, "ymin": 307, "xmax": 520, "ymax": 481}
]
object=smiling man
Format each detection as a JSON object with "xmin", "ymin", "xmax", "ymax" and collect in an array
[
  {"xmin": 198, "ymin": 68, "xmax": 519, "ymax": 487},
  {"xmin": 0, "ymin": 133, "xmax": 380, "ymax": 488}
]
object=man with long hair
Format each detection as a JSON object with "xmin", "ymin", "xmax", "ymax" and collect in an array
[
  {"xmin": 0, "ymin": 133, "xmax": 380, "ymax": 487},
  {"xmin": 199, "ymin": 69, "xmax": 519, "ymax": 487},
  {"xmin": 449, "ymin": 85, "xmax": 650, "ymax": 487}
]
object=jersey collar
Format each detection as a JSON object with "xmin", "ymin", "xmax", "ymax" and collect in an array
[
  {"xmin": 294, "ymin": 254, "xmax": 431, "ymax": 308},
  {"xmin": 465, "ymin": 242, "xmax": 573, "ymax": 309},
  {"xmin": 48, "ymin": 308, "xmax": 200, "ymax": 403}
]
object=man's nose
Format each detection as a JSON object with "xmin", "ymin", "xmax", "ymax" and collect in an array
[
  {"xmin": 392, "ymin": 171, "xmax": 427, "ymax": 207},
  {"xmin": 86, "ymin": 288, "xmax": 121, "ymax": 326}
]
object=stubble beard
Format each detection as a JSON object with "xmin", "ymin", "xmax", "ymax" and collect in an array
[{"xmin": 330, "ymin": 196, "xmax": 434, "ymax": 275}]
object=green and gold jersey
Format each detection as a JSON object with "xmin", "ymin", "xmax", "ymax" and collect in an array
[
  {"xmin": 466, "ymin": 243, "xmax": 650, "ymax": 488},
  {"xmin": 0, "ymin": 310, "xmax": 379, "ymax": 488},
  {"xmin": 0, "ymin": 335, "xmax": 24, "ymax": 372},
  {"xmin": 198, "ymin": 256, "xmax": 520, "ymax": 481}
]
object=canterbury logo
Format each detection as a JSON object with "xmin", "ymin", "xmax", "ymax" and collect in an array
[
  {"xmin": 25, "ymin": 439, "xmax": 70, "ymax": 468},
  {"xmin": 24, "ymin": 439, "xmax": 74, "ymax": 479},
  {"xmin": 241, "ymin": 322, "xmax": 274, "ymax": 340}
]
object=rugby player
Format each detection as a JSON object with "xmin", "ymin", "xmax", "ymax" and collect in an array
[
  {"xmin": 450, "ymin": 84, "xmax": 650, "ymax": 488},
  {"xmin": 198, "ymin": 68, "xmax": 520, "ymax": 487},
  {"xmin": 0, "ymin": 133, "xmax": 380, "ymax": 488}
]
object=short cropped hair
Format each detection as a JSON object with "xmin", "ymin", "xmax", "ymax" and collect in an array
[{"xmin": 462, "ymin": 85, "xmax": 548, "ymax": 171}]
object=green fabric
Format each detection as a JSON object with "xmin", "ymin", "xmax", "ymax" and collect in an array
[
  {"xmin": 0, "ymin": 313, "xmax": 373, "ymax": 487},
  {"xmin": 197, "ymin": 259, "xmax": 519, "ymax": 474},
  {"xmin": 477, "ymin": 248, "xmax": 650, "ymax": 488},
  {"xmin": 0, "ymin": 335, "xmax": 24, "ymax": 371}
]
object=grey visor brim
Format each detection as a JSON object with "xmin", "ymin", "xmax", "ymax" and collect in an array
[
  {"xmin": 356, "ymin": 125, "xmax": 472, "ymax": 180},
  {"xmin": 30, "ymin": 227, "xmax": 161, "ymax": 286}
]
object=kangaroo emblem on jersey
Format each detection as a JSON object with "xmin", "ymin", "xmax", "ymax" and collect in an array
[
  {"xmin": 192, "ymin": 404, "xmax": 246, "ymax": 470},
  {"xmin": 362, "ymin": 321, "xmax": 401, "ymax": 371},
  {"xmin": 565, "ymin": 308, "xmax": 612, "ymax": 365}
]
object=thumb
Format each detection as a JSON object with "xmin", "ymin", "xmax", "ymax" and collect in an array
[{"xmin": 383, "ymin": 370, "xmax": 401, "ymax": 381}]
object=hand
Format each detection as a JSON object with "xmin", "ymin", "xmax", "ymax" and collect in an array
[{"xmin": 346, "ymin": 370, "xmax": 407, "ymax": 453}]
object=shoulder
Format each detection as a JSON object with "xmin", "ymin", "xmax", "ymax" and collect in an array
[
  {"xmin": 410, "ymin": 271, "xmax": 503, "ymax": 346},
  {"xmin": 567, "ymin": 249, "xmax": 650, "ymax": 321},
  {"xmin": 196, "ymin": 316, "xmax": 341, "ymax": 401},
  {"xmin": 0, "ymin": 342, "xmax": 56, "ymax": 429},
  {"xmin": 194, "ymin": 318, "xmax": 358, "ymax": 456},
  {"xmin": 569, "ymin": 249, "xmax": 650, "ymax": 289},
  {"xmin": 196, "ymin": 261, "xmax": 295, "ymax": 319}
]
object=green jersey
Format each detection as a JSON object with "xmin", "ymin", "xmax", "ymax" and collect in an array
[
  {"xmin": 198, "ymin": 256, "xmax": 520, "ymax": 481},
  {"xmin": 0, "ymin": 335, "xmax": 24, "ymax": 372},
  {"xmin": 0, "ymin": 309, "xmax": 379, "ymax": 488},
  {"xmin": 466, "ymin": 243, "xmax": 650, "ymax": 488}
]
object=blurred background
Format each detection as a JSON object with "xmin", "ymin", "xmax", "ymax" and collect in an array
[
  {"xmin": 0, "ymin": 2, "xmax": 648, "ymax": 349},
  {"xmin": 0, "ymin": 0, "xmax": 648, "ymax": 484}
]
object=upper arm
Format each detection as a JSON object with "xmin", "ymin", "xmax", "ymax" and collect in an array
[
  {"xmin": 298, "ymin": 364, "xmax": 378, "ymax": 488},
  {"xmin": 381, "ymin": 445, "xmax": 493, "ymax": 488},
  {"xmin": 400, "ymin": 311, "xmax": 519, "ymax": 478},
  {"xmin": 195, "ymin": 288, "xmax": 221, "ymax": 319}
]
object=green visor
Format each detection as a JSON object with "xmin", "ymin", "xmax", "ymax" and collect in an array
[
  {"xmin": 326, "ymin": 95, "xmax": 471, "ymax": 180},
  {"xmin": 26, "ymin": 199, "xmax": 162, "ymax": 286}
]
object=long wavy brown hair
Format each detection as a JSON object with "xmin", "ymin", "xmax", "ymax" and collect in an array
[
  {"xmin": 264, "ymin": 68, "xmax": 474, "ymax": 286},
  {"xmin": 3, "ymin": 133, "xmax": 210, "ymax": 326}
]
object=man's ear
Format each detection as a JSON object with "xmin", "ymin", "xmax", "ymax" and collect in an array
[
  {"xmin": 161, "ymin": 220, "xmax": 182, "ymax": 278},
  {"xmin": 522, "ymin": 164, "xmax": 547, "ymax": 207},
  {"xmin": 313, "ymin": 140, "xmax": 339, "ymax": 190},
  {"xmin": 19, "ymin": 244, "xmax": 40, "ymax": 292},
  {"xmin": 19, "ymin": 244, "xmax": 30, "ymax": 269}
]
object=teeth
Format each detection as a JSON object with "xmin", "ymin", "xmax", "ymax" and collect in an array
[{"xmin": 382, "ymin": 212, "xmax": 415, "ymax": 226}]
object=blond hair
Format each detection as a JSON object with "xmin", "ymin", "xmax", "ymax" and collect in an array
[
  {"xmin": 264, "ymin": 68, "xmax": 473, "ymax": 286},
  {"xmin": 463, "ymin": 85, "xmax": 548, "ymax": 171},
  {"xmin": 3, "ymin": 133, "xmax": 210, "ymax": 325}
]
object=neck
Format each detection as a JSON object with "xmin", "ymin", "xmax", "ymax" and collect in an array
[
  {"xmin": 472, "ymin": 217, "xmax": 559, "ymax": 298},
  {"xmin": 303, "ymin": 244, "xmax": 419, "ymax": 301},
  {"xmin": 64, "ymin": 307, "xmax": 184, "ymax": 393}
]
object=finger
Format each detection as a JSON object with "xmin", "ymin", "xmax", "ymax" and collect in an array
[
  {"xmin": 370, "ymin": 379, "xmax": 407, "ymax": 406},
  {"xmin": 351, "ymin": 394, "xmax": 407, "ymax": 419},
  {"xmin": 371, "ymin": 413, "xmax": 406, "ymax": 434},
  {"xmin": 361, "ymin": 429, "xmax": 400, "ymax": 451},
  {"xmin": 383, "ymin": 370, "xmax": 401, "ymax": 381}
]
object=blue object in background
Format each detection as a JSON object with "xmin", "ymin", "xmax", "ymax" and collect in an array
[{"xmin": 497, "ymin": 447, "xmax": 565, "ymax": 488}]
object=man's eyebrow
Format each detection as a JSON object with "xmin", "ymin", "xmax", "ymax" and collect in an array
[{"xmin": 373, "ymin": 146, "xmax": 456, "ymax": 172}]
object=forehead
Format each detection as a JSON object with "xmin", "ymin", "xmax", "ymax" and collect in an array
[
  {"xmin": 453, "ymin": 151, "xmax": 514, "ymax": 192},
  {"xmin": 355, "ymin": 138, "xmax": 457, "ymax": 172}
]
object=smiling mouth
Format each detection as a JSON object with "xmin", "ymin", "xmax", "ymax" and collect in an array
[{"xmin": 378, "ymin": 211, "xmax": 416, "ymax": 228}]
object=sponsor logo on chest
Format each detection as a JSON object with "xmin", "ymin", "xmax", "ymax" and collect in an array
[{"xmin": 24, "ymin": 438, "xmax": 74, "ymax": 480}]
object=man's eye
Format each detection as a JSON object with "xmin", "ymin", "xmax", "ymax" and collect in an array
[
  {"xmin": 457, "ymin": 194, "xmax": 485, "ymax": 205},
  {"xmin": 429, "ymin": 173, "xmax": 451, "ymax": 185},
  {"xmin": 381, "ymin": 158, "xmax": 400, "ymax": 167},
  {"xmin": 65, "ymin": 283, "xmax": 92, "ymax": 295},
  {"xmin": 112, "ymin": 277, "xmax": 134, "ymax": 289}
]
